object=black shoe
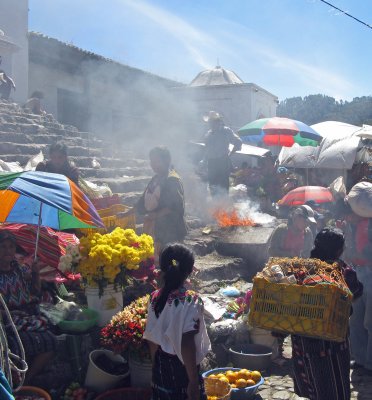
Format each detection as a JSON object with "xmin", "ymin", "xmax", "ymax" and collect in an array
[{"xmin": 350, "ymin": 360, "xmax": 364, "ymax": 369}]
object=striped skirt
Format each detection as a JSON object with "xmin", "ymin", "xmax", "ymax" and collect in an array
[
  {"xmin": 291, "ymin": 335, "xmax": 351, "ymax": 400},
  {"xmin": 7, "ymin": 329, "xmax": 57, "ymax": 358},
  {"xmin": 152, "ymin": 348, "xmax": 207, "ymax": 400}
]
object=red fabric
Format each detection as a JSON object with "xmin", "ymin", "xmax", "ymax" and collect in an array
[
  {"xmin": 263, "ymin": 134, "xmax": 295, "ymax": 147},
  {"xmin": 356, "ymin": 219, "xmax": 369, "ymax": 253},
  {"xmin": 279, "ymin": 186, "xmax": 334, "ymax": 206},
  {"xmin": 283, "ymin": 228, "xmax": 305, "ymax": 255}
]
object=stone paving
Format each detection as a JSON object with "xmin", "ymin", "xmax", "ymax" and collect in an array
[{"xmin": 254, "ymin": 340, "xmax": 372, "ymax": 399}]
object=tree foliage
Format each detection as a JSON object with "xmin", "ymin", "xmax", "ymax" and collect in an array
[{"xmin": 277, "ymin": 94, "xmax": 372, "ymax": 126}]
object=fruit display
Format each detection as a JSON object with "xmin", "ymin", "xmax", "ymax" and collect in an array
[{"xmin": 207, "ymin": 369, "xmax": 262, "ymax": 389}]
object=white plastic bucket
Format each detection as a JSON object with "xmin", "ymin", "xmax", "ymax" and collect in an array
[
  {"xmin": 85, "ymin": 349, "xmax": 129, "ymax": 393},
  {"xmin": 85, "ymin": 285, "xmax": 123, "ymax": 326},
  {"xmin": 128, "ymin": 356, "xmax": 152, "ymax": 387}
]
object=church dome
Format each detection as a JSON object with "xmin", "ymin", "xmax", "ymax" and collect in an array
[{"xmin": 190, "ymin": 65, "xmax": 244, "ymax": 87}]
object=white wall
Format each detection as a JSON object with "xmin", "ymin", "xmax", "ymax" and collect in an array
[
  {"xmin": 177, "ymin": 84, "xmax": 277, "ymax": 135},
  {"xmin": 0, "ymin": 0, "xmax": 29, "ymax": 102}
]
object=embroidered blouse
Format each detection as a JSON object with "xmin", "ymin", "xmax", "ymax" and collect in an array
[
  {"xmin": 143, "ymin": 287, "xmax": 211, "ymax": 365},
  {"xmin": 0, "ymin": 263, "xmax": 37, "ymax": 310}
]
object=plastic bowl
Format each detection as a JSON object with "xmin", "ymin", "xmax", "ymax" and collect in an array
[
  {"xmin": 202, "ymin": 368, "xmax": 264, "ymax": 400},
  {"xmin": 58, "ymin": 308, "xmax": 99, "ymax": 333},
  {"xmin": 95, "ymin": 387, "xmax": 152, "ymax": 400},
  {"xmin": 15, "ymin": 386, "xmax": 51, "ymax": 400},
  {"xmin": 229, "ymin": 344, "xmax": 272, "ymax": 371}
]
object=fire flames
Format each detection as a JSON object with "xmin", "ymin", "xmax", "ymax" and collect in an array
[{"xmin": 213, "ymin": 209, "xmax": 256, "ymax": 228}]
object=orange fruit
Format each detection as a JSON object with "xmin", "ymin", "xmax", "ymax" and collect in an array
[
  {"xmin": 219, "ymin": 376, "xmax": 229, "ymax": 384},
  {"xmin": 237, "ymin": 369, "xmax": 251, "ymax": 380},
  {"xmin": 231, "ymin": 384, "xmax": 237, "ymax": 388},
  {"xmin": 225, "ymin": 371, "xmax": 237, "ymax": 383},
  {"xmin": 216, "ymin": 373, "xmax": 225, "ymax": 378},
  {"xmin": 235, "ymin": 378, "xmax": 247, "ymax": 388},
  {"xmin": 246, "ymin": 379, "xmax": 256, "ymax": 387},
  {"xmin": 208, "ymin": 374, "xmax": 218, "ymax": 379},
  {"xmin": 250, "ymin": 370, "xmax": 262, "ymax": 383}
]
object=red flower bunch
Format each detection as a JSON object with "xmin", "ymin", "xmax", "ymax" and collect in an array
[
  {"xmin": 127, "ymin": 257, "xmax": 156, "ymax": 281},
  {"xmin": 100, "ymin": 295, "xmax": 149, "ymax": 353}
]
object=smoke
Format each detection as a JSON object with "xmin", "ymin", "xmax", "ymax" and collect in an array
[
  {"xmin": 28, "ymin": 33, "xmax": 205, "ymax": 165},
  {"xmin": 235, "ymin": 199, "xmax": 276, "ymax": 226}
]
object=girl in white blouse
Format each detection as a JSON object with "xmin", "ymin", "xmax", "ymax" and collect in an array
[{"xmin": 144, "ymin": 244, "xmax": 210, "ymax": 400}]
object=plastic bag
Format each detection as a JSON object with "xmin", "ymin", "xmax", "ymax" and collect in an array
[
  {"xmin": 79, "ymin": 179, "xmax": 113, "ymax": 199},
  {"xmin": 219, "ymin": 286, "xmax": 240, "ymax": 297},
  {"xmin": 347, "ymin": 181, "xmax": 372, "ymax": 217},
  {"xmin": 24, "ymin": 151, "xmax": 44, "ymax": 171},
  {"xmin": 39, "ymin": 300, "xmax": 85, "ymax": 325},
  {"xmin": 0, "ymin": 159, "xmax": 23, "ymax": 172},
  {"xmin": 329, "ymin": 176, "xmax": 346, "ymax": 200}
]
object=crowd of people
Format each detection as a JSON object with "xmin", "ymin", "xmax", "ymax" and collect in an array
[{"xmin": 1, "ymin": 110, "xmax": 372, "ymax": 400}]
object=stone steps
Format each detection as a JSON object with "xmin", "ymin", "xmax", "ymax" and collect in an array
[
  {"xmin": 0, "ymin": 142, "xmax": 102, "ymax": 158},
  {"xmin": 89, "ymin": 175, "xmax": 150, "ymax": 193},
  {"xmin": 0, "ymin": 99, "xmax": 153, "ymax": 196},
  {"xmin": 79, "ymin": 167, "xmax": 126, "ymax": 178},
  {"xmin": 0, "ymin": 153, "xmax": 126, "ymax": 169}
]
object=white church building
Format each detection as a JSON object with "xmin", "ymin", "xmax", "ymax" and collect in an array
[{"xmin": 0, "ymin": 0, "xmax": 277, "ymax": 139}]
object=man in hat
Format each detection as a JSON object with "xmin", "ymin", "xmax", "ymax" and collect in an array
[{"xmin": 203, "ymin": 111, "xmax": 242, "ymax": 196}]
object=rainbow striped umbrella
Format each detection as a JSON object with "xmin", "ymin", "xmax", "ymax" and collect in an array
[
  {"xmin": 0, "ymin": 171, "xmax": 104, "ymax": 261},
  {"xmin": 238, "ymin": 117, "xmax": 322, "ymax": 147},
  {"xmin": 0, "ymin": 171, "xmax": 104, "ymax": 230}
]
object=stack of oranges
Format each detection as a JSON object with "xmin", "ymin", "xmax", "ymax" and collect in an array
[{"xmin": 207, "ymin": 369, "xmax": 262, "ymax": 389}]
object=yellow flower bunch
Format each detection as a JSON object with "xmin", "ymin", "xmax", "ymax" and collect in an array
[{"xmin": 78, "ymin": 228, "xmax": 154, "ymax": 286}]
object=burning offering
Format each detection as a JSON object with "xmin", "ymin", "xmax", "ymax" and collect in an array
[{"xmin": 213, "ymin": 208, "xmax": 256, "ymax": 227}]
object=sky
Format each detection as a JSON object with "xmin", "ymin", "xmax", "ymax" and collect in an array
[{"xmin": 29, "ymin": 0, "xmax": 372, "ymax": 101}]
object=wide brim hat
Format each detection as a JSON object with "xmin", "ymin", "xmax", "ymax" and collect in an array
[
  {"xmin": 203, "ymin": 111, "xmax": 222, "ymax": 122},
  {"xmin": 295, "ymin": 205, "xmax": 317, "ymax": 224}
]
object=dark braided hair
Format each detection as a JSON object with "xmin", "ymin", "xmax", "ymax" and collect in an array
[
  {"xmin": 310, "ymin": 227, "xmax": 345, "ymax": 262},
  {"xmin": 154, "ymin": 243, "xmax": 195, "ymax": 318}
]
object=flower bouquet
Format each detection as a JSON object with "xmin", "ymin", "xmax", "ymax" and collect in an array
[
  {"xmin": 58, "ymin": 243, "xmax": 82, "ymax": 284},
  {"xmin": 101, "ymin": 295, "xmax": 150, "ymax": 359},
  {"xmin": 59, "ymin": 228, "xmax": 154, "ymax": 296}
]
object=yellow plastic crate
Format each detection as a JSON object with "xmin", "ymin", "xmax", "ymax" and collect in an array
[
  {"xmin": 248, "ymin": 277, "xmax": 352, "ymax": 342},
  {"xmin": 79, "ymin": 206, "xmax": 136, "ymax": 236},
  {"xmin": 98, "ymin": 204, "xmax": 129, "ymax": 218}
]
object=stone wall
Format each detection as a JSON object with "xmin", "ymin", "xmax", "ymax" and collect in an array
[
  {"xmin": 28, "ymin": 33, "xmax": 186, "ymax": 144},
  {"xmin": 0, "ymin": 0, "xmax": 29, "ymax": 103}
]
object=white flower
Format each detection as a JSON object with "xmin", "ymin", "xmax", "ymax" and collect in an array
[
  {"xmin": 63, "ymin": 254, "xmax": 73, "ymax": 264},
  {"xmin": 58, "ymin": 257, "xmax": 69, "ymax": 272}
]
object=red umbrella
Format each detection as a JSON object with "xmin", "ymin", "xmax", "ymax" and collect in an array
[
  {"xmin": 0, "ymin": 223, "xmax": 79, "ymax": 280},
  {"xmin": 278, "ymin": 186, "xmax": 334, "ymax": 207}
]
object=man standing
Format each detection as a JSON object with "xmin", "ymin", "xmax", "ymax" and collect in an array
[
  {"xmin": 0, "ymin": 56, "xmax": 16, "ymax": 100},
  {"xmin": 203, "ymin": 111, "xmax": 242, "ymax": 197}
]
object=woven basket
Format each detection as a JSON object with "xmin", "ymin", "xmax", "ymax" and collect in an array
[
  {"xmin": 204, "ymin": 378, "xmax": 231, "ymax": 400},
  {"xmin": 249, "ymin": 276, "xmax": 352, "ymax": 342}
]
